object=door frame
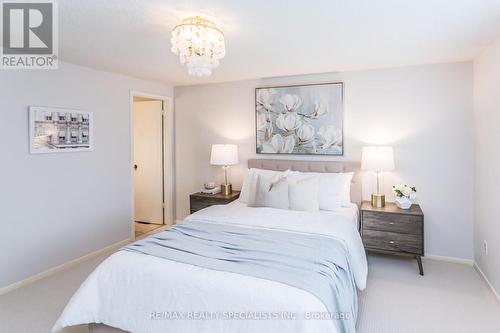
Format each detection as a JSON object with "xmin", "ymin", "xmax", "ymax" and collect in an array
[{"xmin": 129, "ymin": 90, "xmax": 174, "ymax": 239}]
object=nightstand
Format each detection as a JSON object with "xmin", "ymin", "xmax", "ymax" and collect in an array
[
  {"xmin": 189, "ymin": 191, "xmax": 240, "ymax": 214},
  {"xmin": 361, "ymin": 201, "xmax": 425, "ymax": 275}
]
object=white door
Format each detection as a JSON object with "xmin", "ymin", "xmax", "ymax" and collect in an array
[{"xmin": 133, "ymin": 100, "xmax": 164, "ymax": 224}]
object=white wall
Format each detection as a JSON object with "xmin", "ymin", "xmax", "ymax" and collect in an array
[
  {"xmin": 0, "ymin": 62, "xmax": 173, "ymax": 288},
  {"xmin": 175, "ymin": 62, "xmax": 474, "ymax": 260},
  {"xmin": 473, "ymin": 38, "xmax": 500, "ymax": 293}
]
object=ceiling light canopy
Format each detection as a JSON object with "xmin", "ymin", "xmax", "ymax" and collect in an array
[{"xmin": 170, "ymin": 16, "xmax": 226, "ymax": 77}]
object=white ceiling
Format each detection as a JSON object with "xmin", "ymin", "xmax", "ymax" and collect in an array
[{"xmin": 59, "ymin": 0, "xmax": 500, "ymax": 86}]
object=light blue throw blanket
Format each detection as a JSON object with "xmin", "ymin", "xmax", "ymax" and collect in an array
[{"xmin": 122, "ymin": 221, "xmax": 357, "ymax": 333}]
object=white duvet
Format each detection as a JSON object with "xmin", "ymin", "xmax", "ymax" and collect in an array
[{"xmin": 53, "ymin": 202, "xmax": 367, "ymax": 333}]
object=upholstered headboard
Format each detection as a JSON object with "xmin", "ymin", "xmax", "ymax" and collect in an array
[{"xmin": 247, "ymin": 159, "xmax": 362, "ymax": 206}]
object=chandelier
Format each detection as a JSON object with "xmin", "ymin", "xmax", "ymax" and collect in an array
[{"xmin": 171, "ymin": 16, "xmax": 226, "ymax": 77}]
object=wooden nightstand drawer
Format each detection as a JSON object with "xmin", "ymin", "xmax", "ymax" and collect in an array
[
  {"xmin": 190, "ymin": 191, "xmax": 240, "ymax": 214},
  {"xmin": 361, "ymin": 201, "xmax": 425, "ymax": 275},
  {"xmin": 363, "ymin": 229, "xmax": 423, "ymax": 255},
  {"xmin": 190, "ymin": 197, "xmax": 212, "ymax": 213},
  {"xmin": 363, "ymin": 211, "xmax": 423, "ymax": 235}
]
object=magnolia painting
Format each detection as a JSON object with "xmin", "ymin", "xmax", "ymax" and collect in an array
[{"xmin": 256, "ymin": 82, "xmax": 343, "ymax": 155}]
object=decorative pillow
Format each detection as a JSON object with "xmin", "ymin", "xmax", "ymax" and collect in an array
[
  {"xmin": 239, "ymin": 168, "xmax": 290, "ymax": 204},
  {"xmin": 239, "ymin": 169, "xmax": 254, "ymax": 203},
  {"xmin": 288, "ymin": 176, "xmax": 320, "ymax": 211},
  {"xmin": 288, "ymin": 171, "xmax": 353, "ymax": 210},
  {"xmin": 318, "ymin": 172, "xmax": 353, "ymax": 209},
  {"xmin": 248, "ymin": 175, "xmax": 289, "ymax": 210}
]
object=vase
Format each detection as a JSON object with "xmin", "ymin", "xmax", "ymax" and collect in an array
[{"xmin": 395, "ymin": 197, "xmax": 412, "ymax": 209}]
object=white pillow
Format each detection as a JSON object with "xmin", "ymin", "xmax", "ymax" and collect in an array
[
  {"xmin": 239, "ymin": 169, "xmax": 254, "ymax": 203},
  {"xmin": 239, "ymin": 168, "xmax": 290, "ymax": 204},
  {"xmin": 288, "ymin": 176, "xmax": 320, "ymax": 211},
  {"xmin": 319, "ymin": 172, "xmax": 353, "ymax": 209},
  {"xmin": 248, "ymin": 175, "xmax": 289, "ymax": 209},
  {"xmin": 288, "ymin": 171, "xmax": 353, "ymax": 210}
]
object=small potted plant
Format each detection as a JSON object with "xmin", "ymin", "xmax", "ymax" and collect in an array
[{"xmin": 392, "ymin": 184, "xmax": 417, "ymax": 209}]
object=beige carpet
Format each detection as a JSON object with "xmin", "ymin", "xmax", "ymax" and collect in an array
[
  {"xmin": 1, "ymin": 251, "xmax": 499, "ymax": 333},
  {"xmin": 357, "ymin": 255, "xmax": 500, "ymax": 332}
]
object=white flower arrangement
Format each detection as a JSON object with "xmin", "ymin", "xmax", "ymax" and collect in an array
[{"xmin": 392, "ymin": 184, "xmax": 417, "ymax": 200}]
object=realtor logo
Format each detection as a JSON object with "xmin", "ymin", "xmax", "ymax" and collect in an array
[{"xmin": 1, "ymin": 0, "xmax": 58, "ymax": 69}]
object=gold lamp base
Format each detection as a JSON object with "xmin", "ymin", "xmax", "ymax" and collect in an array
[
  {"xmin": 371, "ymin": 193, "xmax": 386, "ymax": 208},
  {"xmin": 221, "ymin": 183, "xmax": 232, "ymax": 196}
]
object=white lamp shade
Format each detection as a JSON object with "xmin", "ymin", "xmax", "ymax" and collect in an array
[
  {"xmin": 361, "ymin": 146, "xmax": 395, "ymax": 172},
  {"xmin": 210, "ymin": 144, "xmax": 239, "ymax": 166}
]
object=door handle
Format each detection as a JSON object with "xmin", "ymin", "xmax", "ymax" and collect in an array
[{"xmin": 134, "ymin": 164, "xmax": 138, "ymax": 170}]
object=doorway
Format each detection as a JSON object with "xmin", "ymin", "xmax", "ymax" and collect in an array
[{"xmin": 130, "ymin": 92, "xmax": 173, "ymax": 238}]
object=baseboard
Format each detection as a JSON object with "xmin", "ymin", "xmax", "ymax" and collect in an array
[
  {"xmin": 474, "ymin": 263, "xmax": 500, "ymax": 302},
  {"xmin": 424, "ymin": 254, "xmax": 474, "ymax": 265},
  {"xmin": 0, "ymin": 238, "xmax": 132, "ymax": 296}
]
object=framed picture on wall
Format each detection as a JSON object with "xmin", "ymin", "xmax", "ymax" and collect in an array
[
  {"xmin": 29, "ymin": 106, "xmax": 94, "ymax": 154},
  {"xmin": 255, "ymin": 82, "xmax": 344, "ymax": 155}
]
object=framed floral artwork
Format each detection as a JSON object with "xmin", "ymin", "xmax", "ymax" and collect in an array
[{"xmin": 255, "ymin": 82, "xmax": 344, "ymax": 155}]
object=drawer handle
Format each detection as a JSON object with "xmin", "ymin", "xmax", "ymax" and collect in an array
[
  {"xmin": 389, "ymin": 241, "xmax": 395, "ymax": 244},
  {"xmin": 389, "ymin": 222, "xmax": 395, "ymax": 225}
]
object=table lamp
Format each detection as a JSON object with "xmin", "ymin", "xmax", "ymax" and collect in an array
[
  {"xmin": 361, "ymin": 146, "xmax": 395, "ymax": 208},
  {"xmin": 210, "ymin": 144, "xmax": 239, "ymax": 195}
]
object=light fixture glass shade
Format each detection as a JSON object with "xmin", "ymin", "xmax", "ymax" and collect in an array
[
  {"xmin": 171, "ymin": 16, "xmax": 225, "ymax": 77},
  {"xmin": 210, "ymin": 144, "xmax": 238, "ymax": 166},
  {"xmin": 361, "ymin": 146, "xmax": 395, "ymax": 172}
]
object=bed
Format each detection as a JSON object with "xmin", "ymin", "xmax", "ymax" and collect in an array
[{"xmin": 53, "ymin": 159, "xmax": 367, "ymax": 333}]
